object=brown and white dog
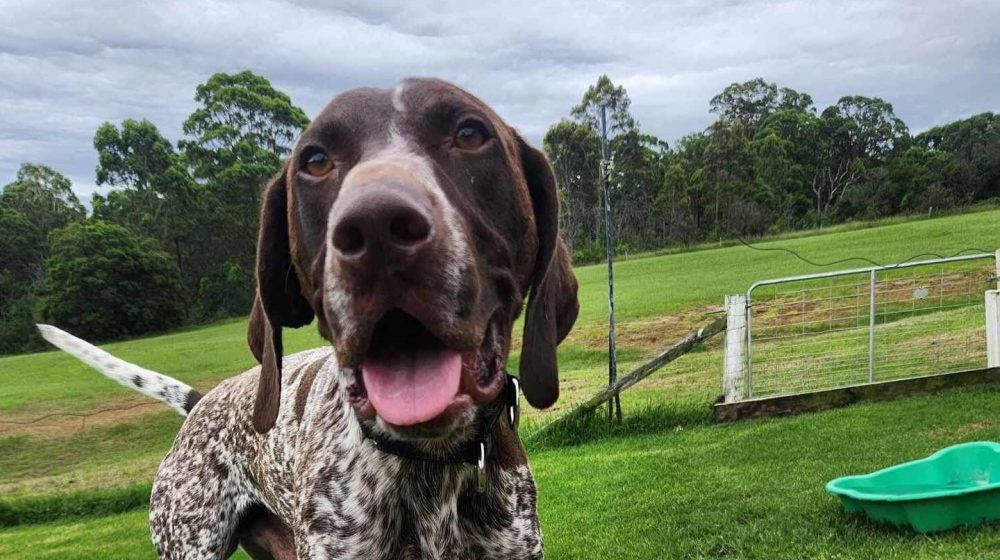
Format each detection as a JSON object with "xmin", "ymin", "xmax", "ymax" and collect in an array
[{"xmin": 40, "ymin": 78, "xmax": 579, "ymax": 559}]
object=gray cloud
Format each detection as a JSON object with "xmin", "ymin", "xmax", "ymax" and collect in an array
[{"xmin": 2, "ymin": 0, "xmax": 998, "ymax": 202}]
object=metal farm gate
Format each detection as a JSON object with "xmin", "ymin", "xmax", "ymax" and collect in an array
[{"xmin": 723, "ymin": 251, "xmax": 999, "ymax": 402}]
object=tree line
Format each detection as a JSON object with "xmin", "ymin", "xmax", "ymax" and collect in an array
[
  {"xmin": 0, "ymin": 71, "xmax": 306, "ymax": 353},
  {"xmin": 2, "ymin": 73, "xmax": 998, "ymax": 353},
  {"xmin": 547, "ymin": 76, "xmax": 1000, "ymax": 262}
]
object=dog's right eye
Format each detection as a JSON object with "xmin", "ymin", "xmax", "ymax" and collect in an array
[{"xmin": 302, "ymin": 150, "xmax": 334, "ymax": 177}]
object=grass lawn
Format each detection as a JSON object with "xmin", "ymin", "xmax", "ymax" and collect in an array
[
  {"xmin": 1, "ymin": 388, "xmax": 997, "ymax": 559},
  {"xmin": 4, "ymin": 207, "xmax": 998, "ymax": 416},
  {"xmin": 1, "ymin": 207, "xmax": 999, "ymax": 558},
  {"xmin": 0, "ymin": 510, "xmax": 250, "ymax": 560},
  {"xmin": 532, "ymin": 388, "xmax": 1000, "ymax": 559},
  {"xmin": 572, "ymin": 206, "xmax": 1000, "ymax": 325}
]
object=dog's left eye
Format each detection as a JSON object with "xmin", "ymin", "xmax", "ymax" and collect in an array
[
  {"xmin": 454, "ymin": 121, "xmax": 490, "ymax": 151},
  {"xmin": 302, "ymin": 150, "xmax": 334, "ymax": 177}
]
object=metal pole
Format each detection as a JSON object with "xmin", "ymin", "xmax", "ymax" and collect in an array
[
  {"xmin": 746, "ymin": 295, "xmax": 754, "ymax": 398},
  {"xmin": 868, "ymin": 269, "xmax": 876, "ymax": 383},
  {"xmin": 600, "ymin": 104, "xmax": 621, "ymax": 422},
  {"xmin": 995, "ymin": 250, "xmax": 999, "ymax": 290}
]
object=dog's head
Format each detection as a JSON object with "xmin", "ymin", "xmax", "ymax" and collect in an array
[{"xmin": 248, "ymin": 78, "xmax": 578, "ymax": 443}]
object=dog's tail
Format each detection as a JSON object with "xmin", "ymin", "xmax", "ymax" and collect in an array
[{"xmin": 36, "ymin": 324, "xmax": 202, "ymax": 416}]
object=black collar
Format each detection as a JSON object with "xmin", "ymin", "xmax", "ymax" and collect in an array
[{"xmin": 359, "ymin": 374, "xmax": 520, "ymax": 467}]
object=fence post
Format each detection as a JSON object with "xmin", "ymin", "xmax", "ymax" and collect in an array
[
  {"xmin": 868, "ymin": 269, "xmax": 876, "ymax": 383},
  {"xmin": 990, "ymin": 250, "xmax": 999, "ymax": 369},
  {"xmin": 988, "ymin": 290, "xmax": 1000, "ymax": 369},
  {"xmin": 723, "ymin": 295, "xmax": 747, "ymax": 402}
]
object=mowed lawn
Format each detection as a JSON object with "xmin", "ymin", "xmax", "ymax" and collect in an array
[
  {"xmin": 1, "ymin": 207, "xmax": 999, "ymax": 558},
  {"xmin": 2, "ymin": 389, "xmax": 998, "ymax": 559}
]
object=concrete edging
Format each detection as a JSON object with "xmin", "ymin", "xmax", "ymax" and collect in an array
[{"xmin": 713, "ymin": 367, "xmax": 1000, "ymax": 422}]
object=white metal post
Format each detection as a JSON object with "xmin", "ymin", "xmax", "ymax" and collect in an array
[
  {"xmin": 988, "ymin": 291, "xmax": 1000, "ymax": 369},
  {"xmin": 868, "ymin": 269, "xmax": 877, "ymax": 383},
  {"xmin": 723, "ymin": 295, "xmax": 747, "ymax": 403},
  {"xmin": 995, "ymin": 250, "xmax": 999, "ymax": 290},
  {"xmin": 991, "ymin": 251, "xmax": 999, "ymax": 369}
]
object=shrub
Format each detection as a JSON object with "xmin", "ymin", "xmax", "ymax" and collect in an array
[{"xmin": 40, "ymin": 221, "xmax": 185, "ymax": 341}]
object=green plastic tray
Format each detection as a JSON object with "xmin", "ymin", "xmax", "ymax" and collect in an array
[{"xmin": 826, "ymin": 441, "xmax": 1000, "ymax": 533}]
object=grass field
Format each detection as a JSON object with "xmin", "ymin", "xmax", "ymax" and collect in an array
[{"xmin": 1, "ymin": 207, "xmax": 999, "ymax": 558}]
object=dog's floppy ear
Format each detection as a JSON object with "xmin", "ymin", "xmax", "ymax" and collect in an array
[
  {"xmin": 517, "ymin": 138, "xmax": 580, "ymax": 409},
  {"xmin": 247, "ymin": 165, "xmax": 314, "ymax": 433}
]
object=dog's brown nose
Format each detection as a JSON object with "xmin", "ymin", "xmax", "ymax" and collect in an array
[{"xmin": 330, "ymin": 182, "xmax": 434, "ymax": 268}]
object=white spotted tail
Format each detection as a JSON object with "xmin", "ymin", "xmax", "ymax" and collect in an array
[{"xmin": 36, "ymin": 324, "xmax": 199, "ymax": 416}]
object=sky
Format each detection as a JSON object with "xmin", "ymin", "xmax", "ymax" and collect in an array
[{"xmin": 2, "ymin": 0, "xmax": 998, "ymax": 203}]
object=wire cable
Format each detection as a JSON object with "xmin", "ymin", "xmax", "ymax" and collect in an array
[{"xmin": 736, "ymin": 237, "xmax": 992, "ymax": 270}]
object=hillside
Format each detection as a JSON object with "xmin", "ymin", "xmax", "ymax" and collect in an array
[{"xmin": 1, "ymin": 208, "xmax": 999, "ymax": 558}]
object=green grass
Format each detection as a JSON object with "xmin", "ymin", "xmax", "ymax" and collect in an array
[
  {"xmin": 1, "ymin": 389, "xmax": 997, "ymax": 559},
  {"xmin": 0, "ymin": 511, "xmax": 250, "ymax": 560},
  {"xmin": 573, "ymin": 206, "xmax": 1000, "ymax": 324},
  {"xmin": 2, "ymin": 207, "xmax": 997, "ymax": 415},
  {"xmin": 750, "ymin": 305, "xmax": 985, "ymax": 397},
  {"xmin": 531, "ymin": 388, "xmax": 1000, "ymax": 559},
  {"xmin": 0, "ymin": 412, "xmax": 181, "ymax": 499},
  {"xmin": 1, "ymin": 206, "xmax": 999, "ymax": 558},
  {"xmin": 0, "ymin": 318, "xmax": 328, "ymax": 415}
]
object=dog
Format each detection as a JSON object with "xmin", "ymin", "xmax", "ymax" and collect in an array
[{"xmin": 39, "ymin": 77, "xmax": 579, "ymax": 559}]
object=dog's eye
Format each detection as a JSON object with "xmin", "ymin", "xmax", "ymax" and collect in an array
[
  {"xmin": 302, "ymin": 150, "xmax": 334, "ymax": 177},
  {"xmin": 454, "ymin": 121, "xmax": 489, "ymax": 151}
]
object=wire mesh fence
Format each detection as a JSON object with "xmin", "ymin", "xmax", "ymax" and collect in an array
[{"xmin": 733, "ymin": 252, "xmax": 998, "ymax": 400}]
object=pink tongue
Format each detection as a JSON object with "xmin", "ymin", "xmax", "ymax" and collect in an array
[{"xmin": 361, "ymin": 350, "xmax": 462, "ymax": 426}]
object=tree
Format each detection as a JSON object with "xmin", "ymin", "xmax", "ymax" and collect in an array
[
  {"xmin": 571, "ymin": 75, "xmax": 637, "ymax": 137},
  {"xmin": 0, "ymin": 164, "xmax": 84, "ymax": 353},
  {"xmin": 543, "ymin": 120, "xmax": 602, "ymax": 251},
  {"xmin": 821, "ymin": 96, "xmax": 909, "ymax": 162},
  {"xmin": 710, "ymin": 78, "xmax": 814, "ymax": 138},
  {"xmin": 706, "ymin": 118, "xmax": 753, "ymax": 234},
  {"xmin": 917, "ymin": 113, "xmax": 1000, "ymax": 201},
  {"xmin": 567, "ymin": 76, "xmax": 669, "ymax": 251},
  {"xmin": 661, "ymin": 132, "xmax": 713, "ymax": 239},
  {"xmin": 0, "ymin": 207, "xmax": 46, "ymax": 354},
  {"xmin": 95, "ymin": 119, "xmax": 177, "ymax": 190},
  {"xmin": 885, "ymin": 146, "xmax": 959, "ymax": 213},
  {"xmin": 0, "ymin": 292, "xmax": 40, "ymax": 354},
  {"xmin": 0, "ymin": 207, "xmax": 45, "ymax": 286},
  {"xmin": 179, "ymin": 71, "xmax": 309, "ymax": 296},
  {"xmin": 609, "ymin": 130, "xmax": 668, "ymax": 246},
  {"xmin": 181, "ymin": 70, "xmax": 309, "ymax": 179},
  {"xmin": 40, "ymin": 221, "xmax": 185, "ymax": 341},
  {"xmin": 93, "ymin": 119, "xmax": 202, "ymax": 310},
  {"xmin": 808, "ymin": 97, "xmax": 909, "ymax": 223},
  {"xmin": 0, "ymin": 163, "xmax": 85, "ymax": 234}
]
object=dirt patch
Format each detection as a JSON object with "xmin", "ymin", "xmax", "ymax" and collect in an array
[
  {"xmin": 0, "ymin": 379, "xmax": 220, "ymax": 439},
  {"xmin": 0, "ymin": 397, "xmax": 167, "ymax": 439},
  {"xmin": 751, "ymin": 265, "xmax": 989, "ymax": 335},
  {"xmin": 925, "ymin": 420, "xmax": 998, "ymax": 440},
  {"xmin": 566, "ymin": 305, "xmax": 724, "ymax": 354}
]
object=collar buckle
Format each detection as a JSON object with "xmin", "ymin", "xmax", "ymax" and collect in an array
[{"xmin": 507, "ymin": 377, "xmax": 520, "ymax": 429}]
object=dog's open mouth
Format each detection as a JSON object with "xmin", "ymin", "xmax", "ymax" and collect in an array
[{"xmin": 347, "ymin": 309, "xmax": 506, "ymax": 429}]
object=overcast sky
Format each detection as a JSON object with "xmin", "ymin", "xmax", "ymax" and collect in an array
[{"xmin": 2, "ymin": 0, "xmax": 998, "ymax": 202}]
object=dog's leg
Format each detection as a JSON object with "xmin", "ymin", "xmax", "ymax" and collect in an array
[
  {"xmin": 236, "ymin": 506, "xmax": 297, "ymax": 560},
  {"xmin": 148, "ymin": 391, "xmax": 265, "ymax": 560},
  {"xmin": 149, "ymin": 445, "xmax": 254, "ymax": 560}
]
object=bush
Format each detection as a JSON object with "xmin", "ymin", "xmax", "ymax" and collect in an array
[
  {"xmin": 40, "ymin": 221, "xmax": 185, "ymax": 341},
  {"xmin": 572, "ymin": 242, "xmax": 604, "ymax": 265},
  {"xmin": 0, "ymin": 293, "xmax": 42, "ymax": 354},
  {"xmin": 195, "ymin": 260, "xmax": 254, "ymax": 322}
]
